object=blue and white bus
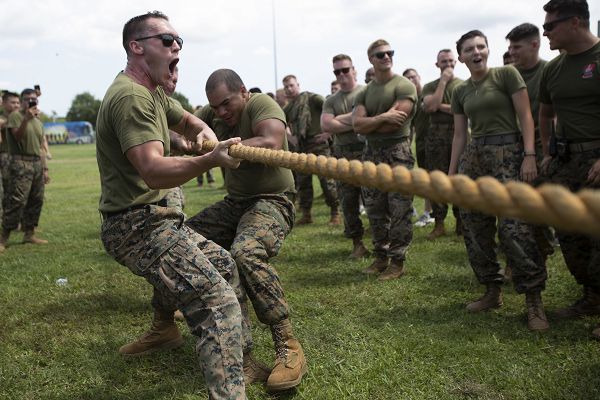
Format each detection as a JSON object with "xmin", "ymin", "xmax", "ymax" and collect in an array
[{"xmin": 44, "ymin": 121, "xmax": 95, "ymax": 144}]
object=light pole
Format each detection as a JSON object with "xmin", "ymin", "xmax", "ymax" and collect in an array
[{"xmin": 272, "ymin": 0, "xmax": 279, "ymax": 92}]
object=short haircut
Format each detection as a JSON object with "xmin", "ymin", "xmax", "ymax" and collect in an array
[
  {"xmin": 20, "ymin": 88, "xmax": 36, "ymax": 98},
  {"xmin": 367, "ymin": 39, "xmax": 390, "ymax": 57},
  {"xmin": 331, "ymin": 80, "xmax": 340, "ymax": 86},
  {"xmin": 402, "ymin": 68, "xmax": 418, "ymax": 77},
  {"xmin": 437, "ymin": 48, "xmax": 453, "ymax": 58},
  {"xmin": 543, "ymin": 0, "xmax": 590, "ymax": 23},
  {"xmin": 282, "ymin": 75, "xmax": 297, "ymax": 83},
  {"xmin": 205, "ymin": 69, "xmax": 245, "ymax": 94},
  {"xmin": 332, "ymin": 54, "xmax": 352, "ymax": 63},
  {"xmin": 506, "ymin": 23, "xmax": 540, "ymax": 42},
  {"xmin": 2, "ymin": 91, "xmax": 19, "ymax": 102},
  {"xmin": 122, "ymin": 11, "xmax": 168, "ymax": 55},
  {"xmin": 248, "ymin": 87, "xmax": 262, "ymax": 93},
  {"xmin": 456, "ymin": 30, "xmax": 488, "ymax": 54}
]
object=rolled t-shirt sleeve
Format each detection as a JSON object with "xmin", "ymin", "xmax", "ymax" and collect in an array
[{"xmin": 115, "ymin": 94, "xmax": 165, "ymax": 154}]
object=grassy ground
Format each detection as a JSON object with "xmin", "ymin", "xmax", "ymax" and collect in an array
[{"xmin": 0, "ymin": 144, "xmax": 599, "ymax": 400}]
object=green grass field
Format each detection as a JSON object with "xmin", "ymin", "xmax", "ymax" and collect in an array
[{"xmin": 1, "ymin": 144, "xmax": 599, "ymax": 400}]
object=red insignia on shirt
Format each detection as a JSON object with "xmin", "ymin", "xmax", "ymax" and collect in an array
[{"xmin": 582, "ymin": 63, "xmax": 595, "ymax": 79}]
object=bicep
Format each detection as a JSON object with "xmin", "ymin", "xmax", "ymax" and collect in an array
[
  {"xmin": 453, "ymin": 114, "xmax": 468, "ymax": 138},
  {"xmin": 511, "ymin": 88, "xmax": 532, "ymax": 116},
  {"xmin": 539, "ymin": 102, "xmax": 555, "ymax": 119},
  {"xmin": 392, "ymin": 99, "xmax": 414, "ymax": 114},
  {"xmin": 125, "ymin": 140, "xmax": 165, "ymax": 177},
  {"xmin": 320, "ymin": 112, "xmax": 335, "ymax": 130},
  {"xmin": 253, "ymin": 118, "xmax": 286, "ymax": 148}
]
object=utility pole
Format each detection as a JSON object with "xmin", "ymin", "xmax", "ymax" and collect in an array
[{"xmin": 272, "ymin": 0, "xmax": 279, "ymax": 92}]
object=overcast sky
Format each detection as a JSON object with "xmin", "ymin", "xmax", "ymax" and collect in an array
[{"xmin": 1, "ymin": 0, "xmax": 598, "ymax": 117}]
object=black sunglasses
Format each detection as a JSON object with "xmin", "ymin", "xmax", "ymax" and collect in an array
[
  {"xmin": 333, "ymin": 67, "xmax": 352, "ymax": 76},
  {"xmin": 542, "ymin": 15, "xmax": 576, "ymax": 32},
  {"xmin": 135, "ymin": 33, "xmax": 183, "ymax": 49},
  {"xmin": 374, "ymin": 50, "xmax": 395, "ymax": 59}
]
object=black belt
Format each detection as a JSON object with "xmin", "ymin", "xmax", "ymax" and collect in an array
[
  {"xmin": 471, "ymin": 133, "xmax": 520, "ymax": 146},
  {"xmin": 102, "ymin": 198, "xmax": 168, "ymax": 219},
  {"xmin": 12, "ymin": 154, "xmax": 40, "ymax": 161},
  {"xmin": 568, "ymin": 139, "xmax": 600, "ymax": 153}
]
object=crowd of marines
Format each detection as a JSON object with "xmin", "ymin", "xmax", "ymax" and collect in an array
[{"xmin": 1, "ymin": 0, "xmax": 597, "ymax": 398}]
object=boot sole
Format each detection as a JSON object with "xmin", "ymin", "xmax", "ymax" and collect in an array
[
  {"xmin": 119, "ymin": 337, "xmax": 184, "ymax": 358},
  {"xmin": 266, "ymin": 362, "xmax": 308, "ymax": 392}
]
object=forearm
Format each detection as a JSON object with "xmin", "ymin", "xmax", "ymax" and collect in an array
[
  {"xmin": 172, "ymin": 111, "xmax": 217, "ymax": 142},
  {"xmin": 352, "ymin": 114, "xmax": 385, "ymax": 134},
  {"xmin": 143, "ymin": 154, "xmax": 219, "ymax": 189},
  {"xmin": 438, "ymin": 104, "xmax": 452, "ymax": 114}
]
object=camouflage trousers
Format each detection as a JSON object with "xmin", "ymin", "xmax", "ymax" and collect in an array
[
  {"xmin": 425, "ymin": 122, "xmax": 460, "ymax": 223},
  {"xmin": 3, "ymin": 158, "xmax": 45, "ymax": 231},
  {"xmin": 101, "ymin": 206, "xmax": 245, "ymax": 400},
  {"xmin": 543, "ymin": 148, "xmax": 600, "ymax": 291},
  {"xmin": 186, "ymin": 194, "xmax": 295, "ymax": 327},
  {"xmin": 0, "ymin": 152, "xmax": 9, "ymax": 213},
  {"xmin": 333, "ymin": 145, "xmax": 366, "ymax": 239},
  {"xmin": 458, "ymin": 142, "xmax": 546, "ymax": 293},
  {"xmin": 414, "ymin": 127, "xmax": 428, "ymax": 170},
  {"xmin": 362, "ymin": 138, "xmax": 414, "ymax": 262},
  {"xmin": 297, "ymin": 140, "xmax": 339, "ymax": 212}
]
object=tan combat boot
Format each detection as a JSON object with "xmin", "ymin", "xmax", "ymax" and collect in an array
[
  {"xmin": 525, "ymin": 291, "xmax": 549, "ymax": 332},
  {"xmin": 174, "ymin": 309, "xmax": 185, "ymax": 322},
  {"xmin": 466, "ymin": 284, "xmax": 503, "ymax": 312},
  {"xmin": 554, "ymin": 286, "xmax": 600, "ymax": 319},
  {"xmin": 243, "ymin": 352, "xmax": 272, "ymax": 384},
  {"xmin": 426, "ymin": 221, "xmax": 446, "ymax": 241},
  {"xmin": 296, "ymin": 209, "xmax": 313, "ymax": 225},
  {"xmin": 266, "ymin": 319, "xmax": 307, "ymax": 392},
  {"xmin": 119, "ymin": 310, "xmax": 184, "ymax": 357},
  {"xmin": 328, "ymin": 208, "xmax": 341, "ymax": 226},
  {"xmin": 378, "ymin": 260, "xmax": 406, "ymax": 281},
  {"xmin": 362, "ymin": 257, "xmax": 388, "ymax": 274},
  {"xmin": 0, "ymin": 229, "xmax": 11, "ymax": 252},
  {"xmin": 349, "ymin": 238, "xmax": 370, "ymax": 259},
  {"xmin": 23, "ymin": 229, "xmax": 48, "ymax": 244}
]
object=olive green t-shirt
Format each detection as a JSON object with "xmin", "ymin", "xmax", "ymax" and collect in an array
[
  {"xmin": 7, "ymin": 110, "xmax": 44, "ymax": 156},
  {"xmin": 518, "ymin": 59, "xmax": 547, "ymax": 130},
  {"xmin": 96, "ymin": 72, "xmax": 184, "ymax": 212},
  {"xmin": 197, "ymin": 93, "xmax": 295, "ymax": 199},
  {"xmin": 322, "ymin": 85, "xmax": 365, "ymax": 146},
  {"xmin": 353, "ymin": 74, "xmax": 417, "ymax": 141},
  {"xmin": 539, "ymin": 41, "xmax": 600, "ymax": 141},
  {"xmin": 422, "ymin": 77, "xmax": 463, "ymax": 124},
  {"xmin": 451, "ymin": 66, "xmax": 526, "ymax": 137}
]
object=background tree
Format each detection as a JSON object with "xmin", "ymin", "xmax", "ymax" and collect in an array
[
  {"xmin": 66, "ymin": 92, "xmax": 101, "ymax": 127},
  {"xmin": 171, "ymin": 91, "xmax": 194, "ymax": 113}
]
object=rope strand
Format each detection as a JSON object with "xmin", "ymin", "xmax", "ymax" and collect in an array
[{"xmin": 203, "ymin": 140, "xmax": 600, "ymax": 236}]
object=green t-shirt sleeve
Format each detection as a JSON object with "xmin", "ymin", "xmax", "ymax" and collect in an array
[
  {"xmin": 353, "ymin": 88, "xmax": 366, "ymax": 108},
  {"xmin": 451, "ymin": 84, "xmax": 465, "ymax": 114},
  {"xmin": 166, "ymin": 96, "xmax": 185, "ymax": 127},
  {"xmin": 538, "ymin": 61, "xmax": 552, "ymax": 105},
  {"xmin": 311, "ymin": 94, "xmax": 325, "ymax": 110},
  {"xmin": 248, "ymin": 94, "xmax": 286, "ymax": 129},
  {"xmin": 196, "ymin": 105, "xmax": 216, "ymax": 128},
  {"xmin": 501, "ymin": 65, "xmax": 527, "ymax": 96},
  {"xmin": 114, "ymin": 93, "xmax": 165, "ymax": 154},
  {"xmin": 322, "ymin": 95, "xmax": 335, "ymax": 115},
  {"xmin": 7, "ymin": 110, "xmax": 22, "ymax": 129}
]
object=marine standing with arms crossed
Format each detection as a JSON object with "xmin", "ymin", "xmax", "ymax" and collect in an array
[{"xmin": 352, "ymin": 39, "xmax": 417, "ymax": 281}]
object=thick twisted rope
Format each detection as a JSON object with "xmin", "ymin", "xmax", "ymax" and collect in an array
[{"xmin": 201, "ymin": 140, "xmax": 600, "ymax": 237}]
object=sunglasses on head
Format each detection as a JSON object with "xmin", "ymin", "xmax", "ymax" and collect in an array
[
  {"xmin": 333, "ymin": 67, "xmax": 352, "ymax": 76},
  {"xmin": 135, "ymin": 33, "xmax": 183, "ymax": 49},
  {"xmin": 542, "ymin": 15, "xmax": 576, "ymax": 32},
  {"xmin": 374, "ymin": 50, "xmax": 395, "ymax": 59}
]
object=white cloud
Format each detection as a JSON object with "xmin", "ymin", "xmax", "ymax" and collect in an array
[{"xmin": 1, "ymin": 0, "xmax": 598, "ymax": 115}]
